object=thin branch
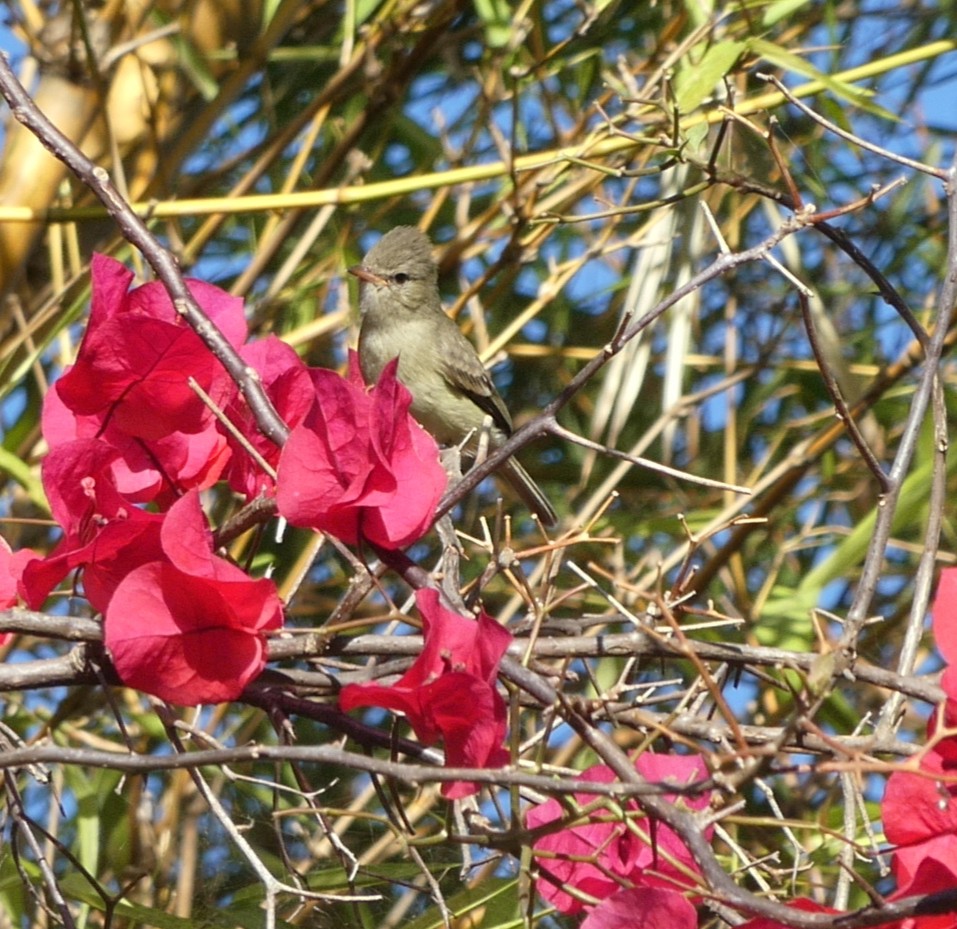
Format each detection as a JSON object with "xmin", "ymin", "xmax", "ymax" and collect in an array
[
  {"xmin": 0, "ymin": 617, "xmax": 944, "ymax": 706},
  {"xmin": 757, "ymin": 73, "xmax": 947, "ymax": 180},
  {"xmin": 3, "ymin": 771, "xmax": 78, "ymax": 929},
  {"xmin": 550, "ymin": 422, "xmax": 752, "ymax": 495},
  {"xmin": 846, "ymin": 154, "xmax": 957, "ymax": 624},
  {"xmin": 0, "ymin": 55, "xmax": 289, "ymax": 446}
]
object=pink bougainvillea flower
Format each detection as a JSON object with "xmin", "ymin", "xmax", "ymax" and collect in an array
[
  {"xmin": 58, "ymin": 255, "xmax": 247, "ymax": 435},
  {"xmin": 527, "ymin": 753, "xmax": 712, "ymax": 915},
  {"xmin": 46, "ymin": 254, "xmax": 245, "ymax": 502},
  {"xmin": 883, "ymin": 749, "xmax": 957, "ymax": 900},
  {"xmin": 579, "ymin": 887, "xmax": 697, "ymax": 929},
  {"xmin": 0, "ymin": 536, "xmax": 38, "ymax": 646},
  {"xmin": 927, "ymin": 667, "xmax": 957, "ymax": 769},
  {"xmin": 0, "ymin": 536, "xmax": 37, "ymax": 608},
  {"xmin": 928, "ymin": 571, "xmax": 957, "ymax": 767},
  {"xmin": 223, "ymin": 336, "xmax": 314, "ymax": 499},
  {"xmin": 43, "ymin": 380, "xmax": 233, "ymax": 508},
  {"xmin": 339, "ymin": 588, "xmax": 511, "ymax": 798},
  {"xmin": 104, "ymin": 491, "xmax": 283, "ymax": 706},
  {"xmin": 884, "ymin": 751, "xmax": 957, "ymax": 849},
  {"xmin": 276, "ymin": 353, "xmax": 446, "ymax": 550},
  {"xmin": 890, "ymin": 837, "xmax": 957, "ymax": 905},
  {"xmin": 19, "ymin": 439, "xmax": 164, "ymax": 613},
  {"xmin": 933, "ymin": 568, "xmax": 957, "ymax": 667}
]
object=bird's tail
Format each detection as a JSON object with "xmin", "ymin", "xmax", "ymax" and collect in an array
[{"xmin": 500, "ymin": 458, "xmax": 558, "ymax": 528}]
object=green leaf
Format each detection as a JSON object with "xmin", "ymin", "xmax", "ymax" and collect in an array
[
  {"xmin": 353, "ymin": 0, "xmax": 385, "ymax": 27},
  {"xmin": 762, "ymin": 0, "xmax": 814, "ymax": 27},
  {"xmin": 684, "ymin": 0, "xmax": 715, "ymax": 28},
  {"xmin": 755, "ymin": 585, "xmax": 819, "ymax": 651},
  {"xmin": 749, "ymin": 37, "xmax": 898, "ymax": 120},
  {"xmin": 474, "ymin": 0, "xmax": 513, "ymax": 49},
  {"xmin": 0, "ymin": 444, "xmax": 46, "ymax": 512},
  {"xmin": 63, "ymin": 767, "xmax": 103, "ymax": 880},
  {"xmin": 676, "ymin": 40, "xmax": 746, "ymax": 113}
]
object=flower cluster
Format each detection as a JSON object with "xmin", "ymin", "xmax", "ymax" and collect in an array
[
  {"xmin": 878, "ymin": 567, "xmax": 957, "ymax": 925},
  {"xmin": 730, "ymin": 569, "xmax": 957, "ymax": 929},
  {"xmin": 276, "ymin": 357, "xmax": 446, "ymax": 549},
  {"xmin": 44, "ymin": 255, "xmax": 246, "ymax": 505},
  {"xmin": 9, "ymin": 255, "xmax": 447, "ymax": 706},
  {"xmin": 526, "ymin": 753, "xmax": 712, "ymax": 929},
  {"xmin": 514, "ymin": 563, "xmax": 957, "ymax": 929},
  {"xmin": 339, "ymin": 588, "xmax": 512, "ymax": 798}
]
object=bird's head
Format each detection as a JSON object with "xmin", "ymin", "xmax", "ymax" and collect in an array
[{"xmin": 349, "ymin": 226, "xmax": 439, "ymax": 315}]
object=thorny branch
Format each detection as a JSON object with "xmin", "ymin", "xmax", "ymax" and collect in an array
[{"xmin": 1, "ymin": 22, "xmax": 956, "ymax": 929}]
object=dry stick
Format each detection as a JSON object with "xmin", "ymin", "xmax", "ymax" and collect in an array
[
  {"xmin": 0, "ymin": 728, "xmax": 928, "ymax": 801},
  {"xmin": 0, "ymin": 55, "xmax": 288, "ymax": 448},
  {"xmin": 876, "ymin": 369, "xmax": 949, "ymax": 738},
  {"xmin": 550, "ymin": 422, "xmax": 751, "ymax": 495},
  {"xmin": 0, "ymin": 612, "xmax": 945, "ymax": 705},
  {"xmin": 0, "ymin": 646, "xmax": 108, "ymax": 691},
  {"xmin": 844, "ymin": 153, "xmax": 957, "ymax": 629},
  {"xmin": 757, "ymin": 73, "xmax": 948, "ymax": 181},
  {"xmin": 0, "ymin": 740, "xmax": 737, "ymax": 798},
  {"xmin": 0, "ymin": 610, "xmax": 101, "ymax": 641},
  {"xmin": 809, "ymin": 213, "xmax": 927, "ymax": 349},
  {"xmin": 4, "ymin": 771, "xmax": 79, "ymax": 929}
]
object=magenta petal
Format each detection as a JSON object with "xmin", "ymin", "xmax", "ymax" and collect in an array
[
  {"xmin": 105, "ymin": 562, "xmax": 280, "ymax": 706},
  {"xmin": 275, "ymin": 359, "xmax": 444, "ymax": 549},
  {"xmin": 580, "ymin": 888, "xmax": 697, "ymax": 929},
  {"xmin": 339, "ymin": 590, "xmax": 512, "ymax": 797},
  {"xmin": 934, "ymin": 568, "xmax": 957, "ymax": 666}
]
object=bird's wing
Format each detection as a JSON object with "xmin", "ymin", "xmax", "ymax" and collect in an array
[{"xmin": 438, "ymin": 327, "xmax": 513, "ymax": 435}]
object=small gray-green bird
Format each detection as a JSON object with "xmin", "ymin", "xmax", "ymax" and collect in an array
[{"xmin": 351, "ymin": 226, "xmax": 558, "ymax": 528}]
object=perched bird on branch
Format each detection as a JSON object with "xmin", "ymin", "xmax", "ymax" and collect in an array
[{"xmin": 352, "ymin": 226, "xmax": 557, "ymax": 528}]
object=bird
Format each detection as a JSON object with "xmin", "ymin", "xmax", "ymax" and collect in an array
[{"xmin": 350, "ymin": 226, "xmax": 558, "ymax": 528}]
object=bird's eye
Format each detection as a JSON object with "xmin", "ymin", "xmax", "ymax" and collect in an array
[{"xmin": 392, "ymin": 272, "xmax": 410, "ymax": 284}]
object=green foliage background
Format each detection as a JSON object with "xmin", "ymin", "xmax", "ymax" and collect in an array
[{"xmin": 1, "ymin": 0, "xmax": 956, "ymax": 926}]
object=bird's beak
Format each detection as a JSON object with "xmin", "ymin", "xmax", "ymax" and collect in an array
[{"xmin": 348, "ymin": 265, "xmax": 385, "ymax": 286}]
